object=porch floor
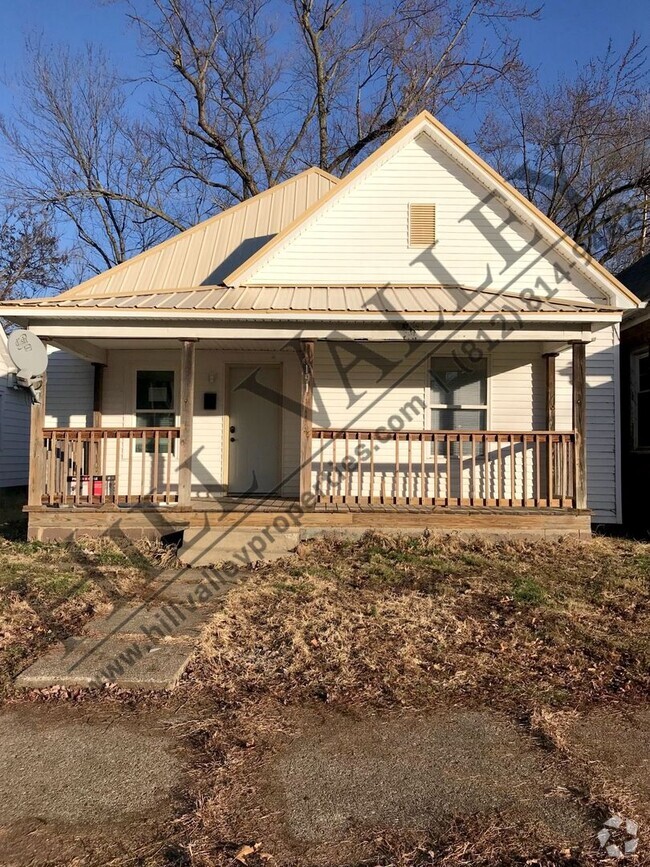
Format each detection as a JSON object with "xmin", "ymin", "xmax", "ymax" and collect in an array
[{"xmin": 189, "ymin": 496, "xmax": 588, "ymax": 517}]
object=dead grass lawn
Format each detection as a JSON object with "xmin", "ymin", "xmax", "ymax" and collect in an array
[{"xmin": 198, "ymin": 532, "xmax": 650, "ymax": 713}]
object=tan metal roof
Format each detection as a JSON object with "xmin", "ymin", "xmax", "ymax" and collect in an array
[
  {"xmin": 10, "ymin": 285, "xmax": 616, "ymax": 315},
  {"xmin": 58, "ymin": 168, "xmax": 338, "ymax": 301}
]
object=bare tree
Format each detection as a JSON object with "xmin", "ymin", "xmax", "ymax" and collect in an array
[
  {"xmin": 0, "ymin": 41, "xmax": 203, "ymax": 274},
  {"xmin": 2, "ymin": 0, "xmax": 537, "ymax": 277},
  {"xmin": 0, "ymin": 206, "xmax": 67, "ymax": 302},
  {"xmin": 128, "ymin": 0, "xmax": 537, "ymax": 203},
  {"xmin": 477, "ymin": 38, "xmax": 650, "ymax": 269}
]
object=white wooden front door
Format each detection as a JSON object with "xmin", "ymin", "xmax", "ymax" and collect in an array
[{"xmin": 228, "ymin": 365, "xmax": 281, "ymax": 494}]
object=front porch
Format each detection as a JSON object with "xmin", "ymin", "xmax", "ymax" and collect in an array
[{"xmin": 26, "ymin": 336, "xmax": 591, "ymax": 543}]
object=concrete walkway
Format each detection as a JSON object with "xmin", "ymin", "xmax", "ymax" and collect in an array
[
  {"xmin": 16, "ymin": 567, "xmax": 243, "ymax": 691},
  {"xmin": 0, "ymin": 704, "xmax": 183, "ymax": 865}
]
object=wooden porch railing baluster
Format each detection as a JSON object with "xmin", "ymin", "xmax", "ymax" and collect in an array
[
  {"xmin": 37, "ymin": 427, "xmax": 577, "ymax": 511},
  {"xmin": 39, "ymin": 428, "xmax": 180, "ymax": 506},
  {"xmin": 419, "ymin": 433, "xmax": 425, "ymax": 505},
  {"xmin": 309, "ymin": 429, "xmax": 577, "ymax": 510},
  {"xmin": 356, "ymin": 431, "xmax": 362, "ymax": 505}
]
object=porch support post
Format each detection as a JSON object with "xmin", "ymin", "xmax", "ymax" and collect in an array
[
  {"xmin": 28, "ymin": 374, "xmax": 47, "ymax": 507},
  {"xmin": 572, "ymin": 341, "xmax": 588, "ymax": 510},
  {"xmin": 92, "ymin": 363, "xmax": 105, "ymax": 427},
  {"xmin": 178, "ymin": 339, "xmax": 196, "ymax": 507},
  {"xmin": 543, "ymin": 352, "xmax": 558, "ymax": 431},
  {"xmin": 91, "ymin": 363, "xmax": 105, "ymax": 474},
  {"xmin": 298, "ymin": 339, "xmax": 315, "ymax": 509}
]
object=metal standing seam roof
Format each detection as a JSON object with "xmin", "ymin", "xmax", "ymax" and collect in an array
[
  {"xmin": 54, "ymin": 168, "xmax": 338, "ymax": 301},
  {"xmin": 10, "ymin": 285, "xmax": 618, "ymax": 314}
]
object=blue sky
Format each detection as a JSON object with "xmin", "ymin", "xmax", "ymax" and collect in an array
[
  {"xmin": 0, "ymin": 0, "xmax": 647, "ymax": 106},
  {"xmin": 0, "ymin": 1, "xmax": 645, "ymax": 165}
]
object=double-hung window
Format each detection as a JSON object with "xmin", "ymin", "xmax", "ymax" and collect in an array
[
  {"xmin": 135, "ymin": 370, "xmax": 175, "ymax": 453},
  {"xmin": 429, "ymin": 357, "xmax": 488, "ymax": 454},
  {"xmin": 631, "ymin": 350, "xmax": 650, "ymax": 451}
]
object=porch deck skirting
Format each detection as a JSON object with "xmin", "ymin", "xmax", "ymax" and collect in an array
[{"xmin": 24, "ymin": 499, "xmax": 591, "ymax": 542}]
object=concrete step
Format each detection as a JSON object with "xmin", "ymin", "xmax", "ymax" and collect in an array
[
  {"xmin": 15, "ymin": 635, "xmax": 194, "ymax": 691},
  {"xmin": 179, "ymin": 527, "xmax": 299, "ymax": 567}
]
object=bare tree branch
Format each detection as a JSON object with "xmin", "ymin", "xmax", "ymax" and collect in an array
[{"xmin": 478, "ymin": 37, "xmax": 650, "ymax": 268}]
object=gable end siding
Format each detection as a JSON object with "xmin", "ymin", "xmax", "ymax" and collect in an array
[{"xmin": 247, "ymin": 134, "xmax": 609, "ymax": 306}]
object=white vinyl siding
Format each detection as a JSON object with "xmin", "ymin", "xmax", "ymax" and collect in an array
[
  {"xmin": 45, "ymin": 349, "xmax": 94, "ymax": 428},
  {"xmin": 250, "ymin": 133, "xmax": 608, "ymax": 306},
  {"xmin": 0, "ymin": 379, "xmax": 30, "ymax": 488}
]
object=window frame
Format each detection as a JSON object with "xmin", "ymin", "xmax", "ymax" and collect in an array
[
  {"xmin": 631, "ymin": 348, "xmax": 650, "ymax": 453},
  {"xmin": 133, "ymin": 368, "xmax": 178, "ymax": 454},
  {"xmin": 428, "ymin": 355, "xmax": 490, "ymax": 432},
  {"xmin": 428, "ymin": 355, "xmax": 490, "ymax": 456}
]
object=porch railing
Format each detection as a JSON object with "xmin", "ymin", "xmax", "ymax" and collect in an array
[
  {"xmin": 312, "ymin": 429, "xmax": 577, "ymax": 508},
  {"xmin": 37, "ymin": 426, "xmax": 577, "ymax": 510},
  {"xmin": 42, "ymin": 427, "xmax": 181, "ymax": 505}
]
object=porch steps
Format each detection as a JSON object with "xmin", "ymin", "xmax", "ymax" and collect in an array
[{"xmin": 178, "ymin": 526, "xmax": 300, "ymax": 567}]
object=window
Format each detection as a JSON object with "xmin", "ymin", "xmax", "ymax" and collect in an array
[
  {"xmin": 135, "ymin": 370, "xmax": 175, "ymax": 453},
  {"xmin": 409, "ymin": 203, "xmax": 436, "ymax": 247},
  {"xmin": 430, "ymin": 357, "xmax": 488, "ymax": 454},
  {"xmin": 632, "ymin": 350, "xmax": 650, "ymax": 451}
]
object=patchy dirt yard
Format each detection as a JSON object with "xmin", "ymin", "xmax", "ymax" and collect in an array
[
  {"xmin": 183, "ymin": 532, "xmax": 650, "ymax": 866},
  {"xmin": 1, "ymin": 530, "xmax": 649, "ymax": 866}
]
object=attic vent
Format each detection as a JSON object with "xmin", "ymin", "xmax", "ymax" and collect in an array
[{"xmin": 409, "ymin": 203, "xmax": 436, "ymax": 247}]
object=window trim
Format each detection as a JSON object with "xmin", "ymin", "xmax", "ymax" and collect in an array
[
  {"xmin": 631, "ymin": 348, "xmax": 650, "ymax": 453},
  {"xmin": 428, "ymin": 354, "xmax": 491, "ymax": 432},
  {"xmin": 133, "ymin": 368, "xmax": 178, "ymax": 426},
  {"xmin": 133, "ymin": 368, "xmax": 178, "ymax": 454}
]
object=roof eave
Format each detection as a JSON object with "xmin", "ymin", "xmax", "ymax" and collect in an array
[{"xmin": 0, "ymin": 307, "xmax": 623, "ymax": 325}]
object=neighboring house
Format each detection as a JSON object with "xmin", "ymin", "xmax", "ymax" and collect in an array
[
  {"xmin": 0, "ymin": 328, "xmax": 31, "ymax": 494},
  {"xmin": 0, "ymin": 111, "xmax": 641, "ymax": 548},
  {"xmin": 618, "ymin": 252, "xmax": 650, "ymax": 529}
]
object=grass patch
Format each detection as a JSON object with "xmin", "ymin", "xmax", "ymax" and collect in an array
[
  {"xmin": 511, "ymin": 575, "xmax": 547, "ymax": 605},
  {"xmin": 198, "ymin": 532, "xmax": 650, "ymax": 712}
]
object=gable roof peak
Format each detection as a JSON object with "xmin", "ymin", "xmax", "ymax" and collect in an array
[{"xmin": 224, "ymin": 110, "xmax": 639, "ymax": 310}]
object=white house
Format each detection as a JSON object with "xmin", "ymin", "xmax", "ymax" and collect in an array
[{"xmin": 0, "ymin": 112, "xmax": 640, "ymax": 551}]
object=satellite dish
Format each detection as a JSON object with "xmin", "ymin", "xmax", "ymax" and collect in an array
[{"xmin": 7, "ymin": 330, "xmax": 48, "ymax": 377}]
